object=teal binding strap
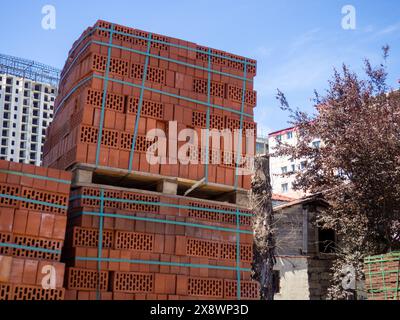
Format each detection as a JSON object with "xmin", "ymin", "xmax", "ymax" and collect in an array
[
  {"xmin": 95, "ymin": 24, "xmax": 115, "ymax": 167},
  {"xmin": 93, "ymin": 74, "xmax": 253, "ymax": 118},
  {"xmin": 234, "ymin": 59, "xmax": 248, "ymax": 190},
  {"xmin": 204, "ymin": 48, "xmax": 211, "ymax": 183},
  {"xmin": 0, "ymin": 242, "xmax": 61, "ymax": 255},
  {"xmin": 236, "ymin": 208, "xmax": 241, "ymax": 300},
  {"xmin": 75, "ymin": 256, "xmax": 251, "ymax": 272},
  {"xmin": 0, "ymin": 193, "xmax": 67, "ymax": 210},
  {"xmin": 96, "ymin": 188, "xmax": 105, "ymax": 300},
  {"xmin": 69, "ymin": 194, "xmax": 253, "ymax": 217},
  {"xmin": 72, "ymin": 210, "xmax": 253, "ymax": 235},
  {"xmin": 0, "ymin": 169, "xmax": 70, "ymax": 184},
  {"xmin": 128, "ymin": 32, "xmax": 152, "ymax": 172}
]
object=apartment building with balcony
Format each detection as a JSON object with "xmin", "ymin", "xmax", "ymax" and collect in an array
[
  {"xmin": 268, "ymin": 126, "xmax": 321, "ymax": 198},
  {"xmin": 0, "ymin": 54, "xmax": 60, "ymax": 165}
]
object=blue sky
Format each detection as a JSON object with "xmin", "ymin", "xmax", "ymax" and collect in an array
[{"xmin": 1, "ymin": 0, "xmax": 399, "ymax": 134}]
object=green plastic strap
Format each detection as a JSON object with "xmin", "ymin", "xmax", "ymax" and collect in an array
[
  {"xmin": 0, "ymin": 242, "xmax": 61, "ymax": 255},
  {"xmin": 0, "ymin": 193, "xmax": 67, "ymax": 210},
  {"xmin": 128, "ymin": 32, "xmax": 152, "ymax": 172},
  {"xmin": 71, "ymin": 210, "xmax": 253, "ymax": 235},
  {"xmin": 95, "ymin": 24, "xmax": 114, "ymax": 167},
  {"xmin": 96, "ymin": 188, "xmax": 105, "ymax": 300},
  {"xmin": 75, "ymin": 256, "xmax": 251, "ymax": 272},
  {"xmin": 234, "ymin": 59, "xmax": 248, "ymax": 190},
  {"xmin": 0, "ymin": 169, "xmax": 70, "ymax": 184},
  {"xmin": 367, "ymin": 257, "xmax": 374, "ymax": 299},
  {"xmin": 69, "ymin": 194, "xmax": 253, "ymax": 217},
  {"xmin": 380, "ymin": 257, "xmax": 388, "ymax": 299}
]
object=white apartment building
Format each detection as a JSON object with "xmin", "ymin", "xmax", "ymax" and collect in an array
[
  {"xmin": 0, "ymin": 54, "xmax": 59, "ymax": 165},
  {"xmin": 268, "ymin": 127, "xmax": 321, "ymax": 198}
]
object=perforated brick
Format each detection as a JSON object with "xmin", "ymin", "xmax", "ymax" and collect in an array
[
  {"xmin": 67, "ymin": 268, "xmax": 108, "ymax": 291},
  {"xmin": 227, "ymin": 85, "xmax": 256, "ymax": 106},
  {"xmin": 0, "ymin": 283, "xmax": 12, "ymax": 300},
  {"xmin": 92, "ymin": 54, "xmax": 107, "ymax": 72},
  {"xmin": 192, "ymin": 111, "xmax": 225, "ymax": 130},
  {"xmin": 20, "ymin": 187, "xmax": 67, "ymax": 215},
  {"xmin": 0, "ymin": 232, "xmax": 12, "ymax": 255},
  {"xmin": 75, "ymin": 187, "xmax": 101, "ymax": 207},
  {"xmin": 80, "ymin": 125, "xmax": 99, "ymax": 144},
  {"xmin": 131, "ymin": 63, "xmax": 165, "ymax": 84},
  {"xmin": 127, "ymin": 97, "xmax": 164, "ymax": 120},
  {"xmin": 188, "ymin": 201, "xmax": 252, "ymax": 227},
  {"xmin": 109, "ymin": 57, "xmax": 130, "ymax": 76},
  {"xmin": 91, "ymin": 54, "xmax": 129, "ymax": 77},
  {"xmin": 193, "ymin": 79, "xmax": 225, "ymax": 98},
  {"xmin": 12, "ymin": 285, "xmax": 65, "ymax": 300},
  {"xmin": 120, "ymin": 192, "xmax": 159, "ymax": 213},
  {"xmin": 115, "ymin": 231, "xmax": 154, "ymax": 251},
  {"xmin": 196, "ymin": 46, "xmax": 257, "ymax": 75},
  {"xmin": 224, "ymin": 280, "xmax": 259, "ymax": 300},
  {"xmin": 219, "ymin": 243, "xmax": 253, "ymax": 262},
  {"xmin": 187, "ymin": 277, "xmax": 223, "ymax": 298},
  {"xmin": 120, "ymin": 134, "xmax": 155, "ymax": 153},
  {"xmin": 186, "ymin": 238, "xmax": 219, "ymax": 259},
  {"xmin": 80, "ymin": 125, "xmax": 120, "ymax": 148},
  {"xmin": 112, "ymin": 272, "xmax": 154, "ymax": 293},
  {"xmin": 0, "ymin": 183, "xmax": 21, "ymax": 207},
  {"xmin": 103, "ymin": 189, "xmax": 121, "ymax": 209},
  {"xmin": 10, "ymin": 234, "xmax": 62, "ymax": 261},
  {"xmin": 86, "ymin": 88, "xmax": 124, "ymax": 112},
  {"xmin": 72, "ymin": 227, "xmax": 114, "ymax": 248}
]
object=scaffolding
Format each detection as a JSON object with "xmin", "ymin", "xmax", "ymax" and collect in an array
[{"xmin": 0, "ymin": 53, "xmax": 60, "ymax": 87}]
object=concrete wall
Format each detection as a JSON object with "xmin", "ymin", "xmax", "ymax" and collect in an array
[{"xmin": 274, "ymin": 256, "xmax": 310, "ymax": 300}]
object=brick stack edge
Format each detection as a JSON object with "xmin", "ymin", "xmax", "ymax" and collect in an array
[
  {"xmin": 42, "ymin": 19, "xmax": 257, "ymax": 190},
  {"xmin": 0, "ymin": 160, "xmax": 72, "ymax": 300},
  {"xmin": 63, "ymin": 186, "xmax": 258, "ymax": 300},
  {"xmin": 1, "ymin": 20, "xmax": 260, "ymax": 300},
  {"xmin": 364, "ymin": 252, "xmax": 400, "ymax": 300}
]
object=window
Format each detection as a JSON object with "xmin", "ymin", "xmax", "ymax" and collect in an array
[
  {"xmin": 281, "ymin": 183, "xmax": 289, "ymax": 193},
  {"xmin": 276, "ymin": 135, "xmax": 282, "ymax": 142},
  {"xmin": 291, "ymin": 164, "xmax": 295, "ymax": 172},
  {"xmin": 281, "ymin": 166, "xmax": 287, "ymax": 174},
  {"xmin": 300, "ymin": 161, "xmax": 307, "ymax": 170},
  {"xmin": 287, "ymin": 131, "xmax": 293, "ymax": 139},
  {"xmin": 318, "ymin": 228, "xmax": 336, "ymax": 254},
  {"xmin": 0, "ymin": 148, "xmax": 6, "ymax": 155}
]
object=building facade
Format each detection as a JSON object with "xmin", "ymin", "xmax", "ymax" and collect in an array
[
  {"xmin": 268, "ymin": 126, "xmax": 321, "ymax": 198},
  {"xmin": 273, "ymin": 196, "xmax": 335, "ymax": 300},
  {"xmin": 0, "ymin": 54, "xmax": 60, "ymax": 165}
]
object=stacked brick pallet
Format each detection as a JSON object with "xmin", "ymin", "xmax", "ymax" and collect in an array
[
  {"xmin": 365, "ymin": 252, "xmax": 400, "ymax": 300},
  {"xmin": 43, "ymin": 20, "xmax": 257, "ymax": 189},
  {"xmin": 0, "ymin": 160, "xmax": 71, "ymax": 300},
  {"xmin": 62, "ymin": 185, "xmax": 258, "ymax": 300}
]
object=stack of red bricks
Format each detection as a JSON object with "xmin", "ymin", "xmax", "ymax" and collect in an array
[
  {"xmin": 364, "ymin": 252, "xmax": 400, "ymax": 300},
  {"xmin": 63, "ymin": 185, "xmax": 259, "ymax": 300},
  {"xmin": 0, "ymin": 160, "xmax": 71, "ymax": 300},
  {"xmin": 43, "ymin": 20, "xmax": 257, "ymax": 189}
]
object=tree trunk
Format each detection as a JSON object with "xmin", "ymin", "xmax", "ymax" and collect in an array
[{"xmin": 250, "ymin": 155, "xmax": 276, "ymax": 300}]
